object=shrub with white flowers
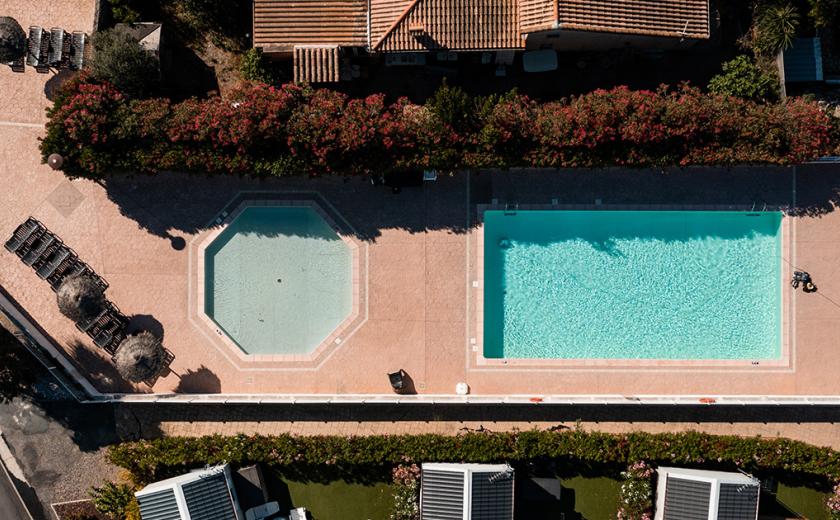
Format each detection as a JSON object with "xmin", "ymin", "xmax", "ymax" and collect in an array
[
  {"xmin": 390, "ymin": 462, "xmax": 421, "ymax": 520},
  {"xmin": 617, "ymin": 461, "xmax": 654, "ymax": 520},
  {"xmin": 827, "ymin": 482, "xmax": 840, "ymax": 520}
]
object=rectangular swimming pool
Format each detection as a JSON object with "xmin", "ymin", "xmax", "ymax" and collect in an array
[{"xmin": 483, "ymin": 211, "xmax": 782, "ymax": 360}]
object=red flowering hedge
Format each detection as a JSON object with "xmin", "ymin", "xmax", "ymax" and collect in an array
[{"xmin": 41, "ymin": 77, "xmax": 839, "ymax": 178}]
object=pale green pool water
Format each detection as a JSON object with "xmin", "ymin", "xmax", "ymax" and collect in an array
[
  {"xmin": 483, "ymin": 211, "xmax": 782, "ymax": 360},
  {"xmin": 205, "ymin": 206, "xmax": 352, "ymax": 355}
]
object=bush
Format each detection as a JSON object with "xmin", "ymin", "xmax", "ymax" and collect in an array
[
  {"xmin": 827, "ymin": 482, "xmax": 840, "ymax": 519},
  {"xmin": 616, "ymin": 461, "xmax": 654, "ymax": 520},
  {"xmin": 390, "ymin": 464, "xmax": 420, "ymax": 520},
  {"xmin": 808, "ymin": 0, "xmax": 840, "ymax": 29},
  {"xmin": 752, "ymin": 3, "xmax": 800, "ymax": 57},
  {"xmin": 90, "ymin": 482, "xmax": 139, "ymax": 520},
  {"xmin": 708, "ymin": 55, "xmax": 779, "ymax": 102},
  {"xmin": 107, "ymin": 430, "xmax": 840, "ymax": 487},
  {"xmin": 239, "ymin": 48, "xmax": 277, "ymax": 84},
  {"xmin": 106, "ymin": 0, "xmax": 140, "ymax": 23},
  {"xmin": 89, "ymin": 29, "xmax": 159, "ymax": 99},
  {"xmin": 40, "ymin": 78, "xmax": 839, "ymax": 178}
]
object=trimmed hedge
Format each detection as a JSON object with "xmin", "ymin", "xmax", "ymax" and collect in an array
[
  {"xmin": 108, "ymin": 430, "xmax": 840, "ymax": 486},
  {"xmin": 41, "ymin": 77, "xmax": 840, "ymax": 178}
]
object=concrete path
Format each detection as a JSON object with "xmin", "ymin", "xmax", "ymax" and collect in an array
[
  {"xmin": 116, "ymin": 402, "xmax": 840, "ymax": 450},
  {"xmin": 0, "ymin": 462, "xmax": 33, "ymax": 520}
]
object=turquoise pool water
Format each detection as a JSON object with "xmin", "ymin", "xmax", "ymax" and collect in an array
[
  {"xmin": 204, "ymin": 206, "xmax": 353, "ymax": 355},
  {"xmin": 483, "ymin": 211, "xmax": 782, "ymax": 360}
]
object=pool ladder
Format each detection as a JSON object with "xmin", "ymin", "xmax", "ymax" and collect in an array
[
  {"xmin": 746, "ymin": 202, "xmax": 767, "ymax": 216},
  {"xmin": 750, "ymin": 202, "xmax": 767, "ymax": 213}
]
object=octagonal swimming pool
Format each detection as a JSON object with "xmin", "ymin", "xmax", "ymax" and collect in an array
[{"xmin": 204, "ymin": 206, "xmax": 353, "ymax": 355}]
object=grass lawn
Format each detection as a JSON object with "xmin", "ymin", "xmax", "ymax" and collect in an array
[
  {"xmin": 517, "ymin": 473, "xmax": 622, "ymax": 519},
  {"xmin": 559, "ymin": 475, "xmax": 622, "ymax": 520},
  {"xmin": 280, "ymin": 480, "xmax": 392, "ymax": 520},
  {"xmin": 770, "ymin": 483, "xmax": 830, "ymax": 520}
]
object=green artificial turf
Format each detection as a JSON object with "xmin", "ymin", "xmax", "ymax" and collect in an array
[
  {"xmin": 558, "ymin": 475, "xmax": 622, "ymax": 520},
  {"xmin": 772, "ymin": 483, "xmax": 830, "ymax": 520},
  {"xmin": 282, "ymin": 480, "xmax": 393, "ymax": 520}
]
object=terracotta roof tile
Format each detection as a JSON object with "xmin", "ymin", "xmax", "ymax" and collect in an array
[
  {"xmin": 254, "ymin": 0, "xmax": 367, "ymax": 50},
  {"xmin": 520, "ymin": 0, "xmax": 556, "ymax": 33},
  {"xmin": 557, "ymin": 0, "xmax": 709, "ymax": 39},
  {"xmin": 374, "ymin": 0, "xmax": 523, "ymax": 51},
  {"xmin": 294, "ymin": 45, "xmax": 341, "ymax": 82},
  {"xmin": 371, "ymin": 0, "xmax": 415, "ymax": 47},
  {"xmin": 255, "ymin": 0, "xmax": 710, "ymax": 54}
]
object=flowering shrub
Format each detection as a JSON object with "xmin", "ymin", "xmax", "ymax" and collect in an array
[
  {"xmin": 41, "ymin": 79, "xmax": 840, "ymax": 178},
  {"xmin": 390, "ymin": 462, "xmax": 421, "ymax": 520},
  {"xmin": 41, "ymin": 77, "xmax": 128, "ymax": 176},
  {"xmin": 107, "ymin": 430, "xmax": 840, "ymax": 487},
  {"xmin": 616, "ymin": 461, "xmax": 654, "ymax": 520},
  {"xmin": 827, "ymin": 482, "xmax": 840, "ymax": 519}
]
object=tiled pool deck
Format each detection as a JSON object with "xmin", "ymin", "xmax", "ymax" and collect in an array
[{"xmin": 1, "ymin": 6, "xmax": 840, "ymax": 397}]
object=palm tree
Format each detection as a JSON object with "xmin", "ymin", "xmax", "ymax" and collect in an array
[{"xmin": 754, "ymin": 3, "xmax": 800, "ymax": 56}]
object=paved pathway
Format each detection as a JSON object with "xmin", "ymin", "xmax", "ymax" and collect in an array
[
  {"xmin": 117, "ymin": 403, "xmax": 840, "ymax": 449},
  {"xmin": 0, "ymin": 462, "xmax": 33, "ymax": 520}
]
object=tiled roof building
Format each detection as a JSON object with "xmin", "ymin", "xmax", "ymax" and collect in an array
[
  {"xmin": 373, "ymin": 0, "xmax": 523, "ymax": 52},
  {"xmin": 254, "ymin": 0, "xmax": 367, "ymax": 51},
  {"xmin": 254, "ymin": 0, "xmax": 710, "ymax": 81},
  {"xmin": 557, "ymin": 0, "xmax": 709, "ymax": 39}
]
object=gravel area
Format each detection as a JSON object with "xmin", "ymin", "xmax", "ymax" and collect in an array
[{"xmin": 0, "ymin": 318, "xmax": 121, "ymax": 519}]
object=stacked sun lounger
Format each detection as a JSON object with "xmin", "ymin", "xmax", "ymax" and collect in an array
[
  {"xmin": 22, "ymin": 26, "xmax": 87, "ymax": 72},
  {"xmin": 35, "ymin": 31, "xmax": 50, "ymax": 72},
  {"xmin": 26, "ymin": 26, "xmax": 42, "ymax": 67},
  {"xmin": 47, "ymin": 27, "xmax": 64, "ymax": 67},
  {"xmin": 4, "ymin": 217, "xmax": 125, "ymax": 354},
  {"xmin": 70, "ymin": 32, "xmax": 85, "ymax": 70}
]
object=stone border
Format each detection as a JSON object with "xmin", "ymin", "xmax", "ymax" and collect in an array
[
  {"xmin": 472, "ymin": 204, "xmax": 793, "ymax": 370},
  {"xmin": 187, "ymin": 192, "xmax": 368, "ymax": 370}
]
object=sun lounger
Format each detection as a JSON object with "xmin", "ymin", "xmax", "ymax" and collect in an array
[
  {"xmin": 17, "ymin": 229, "xmax": 50, "ymax": 259},
  {"xmin": 15, "ymin": 228, "xmax": 48, "ymax": 258},
  {"xmin": 76, "ymin": 307, "xmax": 109, "ymax": 334},
  {"xmin": 48, "ymin": 258, "xmax": 85, "ymax": 291},
  {"xmin": 88, "ymin": 304, "xmax": 125, "ymax": 338},
  {"xmin": 60, "ymin": 33, "xmax": 71, "ymax": 67},
  {"xmin": 10, "ymin": 56, "xmax": 24, "ymax": 72},
  {"xmin": 100, "ymin": 327, "xmax": 126, "ymax": 355},
  {"xmin": 70, "ymin": 32, "xmax": 85, "ymax": 70},
  {"xmin": 48, "ymin": 27, "xmax": 64, "ymax": 66},
  {"xmin": 5, "ymin": 218, "xmax": 44, "ymax": 253},
  {"xmin": 90, "ymin": 271, "xmax": 109, "ymax": 291},
  {"xmin": 32, "ymin": 244, "xmax": 61, "ymax": 271},
  {"xmin": 27, "ymin": 26, "xmax": 42, "ymax": 67},
  {"xmin": 29, "ymin": 243, "xmax": 61, "ymax": 270},
  {"xmin": 37, "ymin": 246, "xmax": 72, "ymax": 279},
  {"xmin": 22, "ymin": 233, "xmax": 57, "ymax": 266},
  {"xmin": 35, "ymin": 31, "xmax": 50, "ymax": 72},
  {"xmin": 94, "ymin": 312, "xmax": 129, "ymax": 353},
  {"xmin": 43, "ymin": 253, "xmax": 77, "ymax": 286}
]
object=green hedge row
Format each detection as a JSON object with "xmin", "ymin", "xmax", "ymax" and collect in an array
[{"xmin": 107, "ymin": 430, "xmax": 840, "ymax": 485}]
